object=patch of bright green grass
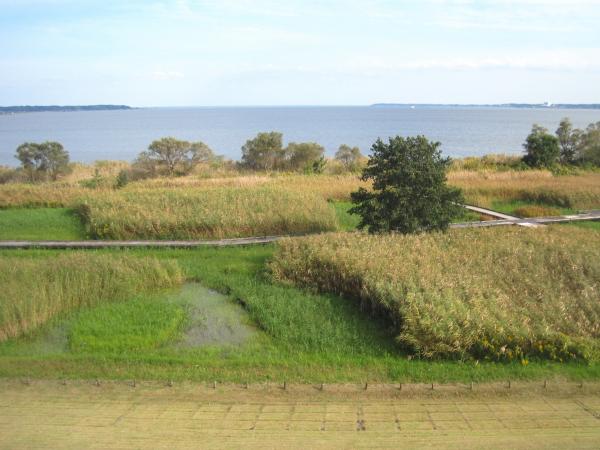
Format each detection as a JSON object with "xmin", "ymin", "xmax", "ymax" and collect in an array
[
  {"xmin": 330, "ymin": 200, "xmax": 361, "ymax": 231},
  {"xmin": 0, "ymin": 208, "xmax": 86, "ymax": 240},
  {"xmin": 69, "ymin": 296, "xmax": 185, "ymax": 354},
  {"xmin": 1, "ymin": 243, "xmax": 600, "ymax": 383}
]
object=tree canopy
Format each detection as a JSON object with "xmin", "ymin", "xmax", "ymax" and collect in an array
[
  {"xmin": 15, "ymin": 141, "xmax": 70, "ymax": 181},
  {"xmin": 350, "ymin": 135, "xmax": 463, "ymax": 234},
  {"xmin": 136, "ymin": 137, "xmax": 214, "ymax": 176},
  {"xmin": 334, "ymin": 144, "xmax": 363, "ymax": 171},
  {"xmin": 240, "ymin": 132, "xmax": 284, "ymax": 171},
  {"xmin": 522, "ymin": 125, "xmax": 560, "ymax": 168}
]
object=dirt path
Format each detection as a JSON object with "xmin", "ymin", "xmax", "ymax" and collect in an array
[{"xmin": 2, "ymin": 380, "xmax": 600, "ymax": 449}]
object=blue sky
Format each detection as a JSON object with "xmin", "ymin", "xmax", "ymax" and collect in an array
[{"xmin": 1, "ymin": 0, "xmax": 600, "ymax": 106}]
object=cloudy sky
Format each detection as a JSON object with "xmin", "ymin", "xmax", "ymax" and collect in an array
[{"xmin": 1, "ymin": 0, "xmax": 600, "ymax": 106}]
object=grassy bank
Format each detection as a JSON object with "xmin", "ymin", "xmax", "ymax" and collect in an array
[
  {"xmin": 270, "ymin": 227, "xmax": 600, "ymax": 362},
  {"xmin": 0, "ymin": 253, "xmax": 182, "ymax": 341},
  {"xmin": 0, "ymin": 208, "xmax": 86, "ymax": 240}
]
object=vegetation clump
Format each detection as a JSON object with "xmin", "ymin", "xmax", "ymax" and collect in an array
[
  {"xmin": 0, "ymin": 253, "xmax": 182, "ymax": 341},
  {"xmin": 78, "ymin": 186, "xmax": 338, "ymax": 239},
  {"xmin": 15, "ymin": 141, "xmax": 71, "ymax": 181},
  {"xmin": 270, "ymin": 227, "xmax": 600, "ymax": 361}
]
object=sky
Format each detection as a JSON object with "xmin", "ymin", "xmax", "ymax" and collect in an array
[{"xmin": 1, "ymin": 0, "xmax": 600, "ymax": 106}]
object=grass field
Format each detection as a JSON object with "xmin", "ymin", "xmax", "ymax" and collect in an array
[
  {"xmin": 0, "ymin": 208, "xmax": 86, "ymax": 240},
  {"xmin": 270, "ymin": 227, "xmax": 600, "ymax": 362}
]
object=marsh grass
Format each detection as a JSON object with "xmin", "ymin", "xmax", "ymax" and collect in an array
[
  {"xmin": 449, "ymin": 171, "xmax": 600, "ymax": 210},
  {"xmin": 270, "ymin": 228, "xmax": 600, "ymax": 362},
  {"xmin": 78, "ymin": 186, "xmax": 338, "ymax": 239},
  {"xmin": 0, "ymin": 253, "xmax": 182, "ymax": 341}
]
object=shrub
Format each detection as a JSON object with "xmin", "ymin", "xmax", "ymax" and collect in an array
[
  {"xmin": 523, "ymin": 125, "xmax": 560, "ymax": 168},
  {"xmin": 0, "ymin": 253, "xmax": 182, "ymax": 341},
  {"xmin": 270, "ymin": 228, "xmax": 600, "ymax": 361}
]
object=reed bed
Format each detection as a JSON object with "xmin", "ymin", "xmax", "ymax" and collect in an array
[
  {"xmin": 448, "ymin": 171, "xmax": 600, "ymax": 210},
  {"xmin": 78, "ymin": 186, "xmax": 338, "ymax": 239},
  {"xmin": 0, "ymin": 253, "xmax": 182, "ymax": 341},
  {"xmin": 270, "ymin": 227, "xmax": 600, "ymax": 361},
  {"xmin": 0, "ymin": 183, "xmax": 87, "ymax": 208}
]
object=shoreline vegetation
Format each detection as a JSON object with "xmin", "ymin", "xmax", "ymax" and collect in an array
[{"xmin": 0, "ymin": 105, "xmax": 133, "ymax": 114}]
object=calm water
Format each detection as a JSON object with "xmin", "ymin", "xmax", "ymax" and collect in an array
[{"xmin": 1, "ymin": 106, "xmax": 599, "ymax": 166}]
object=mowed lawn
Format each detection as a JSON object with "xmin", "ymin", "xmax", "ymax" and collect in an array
[{"xmin": 0, "ymin": 208, "xmax": 86, "ymax": 240}]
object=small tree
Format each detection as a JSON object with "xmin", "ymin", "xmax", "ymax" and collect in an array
[
  {"xmin": 555, "ymin": 118, "xmax": 581, "ymax": 164},
  {"xmin": 15, "ymin": 141, "xmax": 70, "ymax": 181},
  {"xmin": 334, "ymin": 144, "xmax": 363, "ymax": 171},
  {"xmin": 522, "ymin": 125, "xmax": 560, "ymax": 168},
  {"xmin": 285, "ymin": 142, "xmax": 324, "ymax": 171},
  {"xmin": 578, "ymin": 122, "xmax": 600, "ymax": 166},
  {"xmin": 240, "ymin": 132, "xmax": 284, "ymax": 171},
  {"xmin": 138, "ymin": 137, "xmax": 213, "ymax": 176},
  {"xmin": 350, "ymin": 136, "xmax": 463, "ymax": 234}
]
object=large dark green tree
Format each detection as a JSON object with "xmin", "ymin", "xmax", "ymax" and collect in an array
[
  {"xmin": 15, "ymin": 141, "xmax": 70, "ymax": 181},
  {"xmin": 350, "ymin": 135, "xmax": 463, "ymax": 234}
]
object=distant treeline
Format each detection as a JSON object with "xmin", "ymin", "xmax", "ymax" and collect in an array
[
  {"xmin": 372, "ymin": 103, "xmax": 600, "ymax": 109},
  {"xmin": 0, "ymin": 105, "xmax": 133, "ymax": 114}
]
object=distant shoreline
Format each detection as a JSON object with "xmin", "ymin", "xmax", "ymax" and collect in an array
[
  {"xmin": 371, "ymin": 103, "xmax": 600, "ymax": 110},
  {"xmin": 0, "ymin": 105, "xmax": 133, "ymax": 114}
]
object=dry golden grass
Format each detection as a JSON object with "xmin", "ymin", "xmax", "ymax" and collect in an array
[
  {"xmin": 270, "ymin": 227, "xmax": 600, "ymax": 361},
  {"xmin": 79, "ymin": 186, "xmax": 338, "ymax": 239},
  {"xmin": 0, "ymin": 183, "xmax": 88, "ymax": 208},
  {"xmin": 448, "ymin": 171, "xmax": 600, "ymax": 209},
  {"xmin": 0, "ymin": 253, "xmax": 182, "ymax": 341}
]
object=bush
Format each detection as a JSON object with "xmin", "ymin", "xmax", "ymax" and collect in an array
[
  {"xmin": 523, "ymin": 125, "xmax": 560, "ymax": 168},
  {"xmin": 350, "ymin": 135, "xmax": 463, "ymax": 233},
  {"xmin": 270, "ymin": 227, "xmax": 600, "ymax": 361}
]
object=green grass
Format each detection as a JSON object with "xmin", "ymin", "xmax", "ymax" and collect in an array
[
  {"xmin": 330, "ymin": 201, "xmax": 361, "ymax": 231},
  {"xmin": 0, "ymin": 208, "xmax": 86, "ymax": 240},
  {"xmin": 69, "ymin": 296, "xmax": 186, "ymax": 354},
  {"xmin": 1, "ymin": 243, "xmax": 600, "ymax": 383}
]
